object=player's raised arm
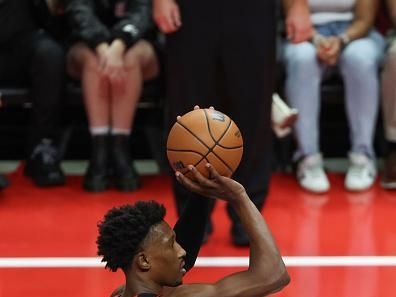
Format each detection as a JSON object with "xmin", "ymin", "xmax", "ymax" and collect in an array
[{"xmin": 175, "ymin": 164, "xmax": 290, "ymax": 297}]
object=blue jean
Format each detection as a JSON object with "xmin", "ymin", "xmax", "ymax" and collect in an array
[{"xmin": 282, "ymin": 21, "xmax": 385, "ymax": 160}]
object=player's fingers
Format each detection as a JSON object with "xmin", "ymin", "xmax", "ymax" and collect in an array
[
  {"xmin": 175, "ymin": 171, "xmax": 200, "ymax": 191},
  {"xmin": 205, "ymin": 163, "xmax": 223, "ymax": 183},
  {"xmin": 188, "ymin": 165, "xmax": 217, "ymax": 188},
  {"xmin": 176, "ymin": 171, "xmax": 214, "ymax": 198}
]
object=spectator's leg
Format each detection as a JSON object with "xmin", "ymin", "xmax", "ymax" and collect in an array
[
  {"xmin": 339, "ymin": 30, "xmax": 385, "ymax": 191},
  {"xmin": 67, "ymin": 43, "xmax": 111, "ymax": 192},
  {"xmin": 283, "ymin": 41, "xmax": 323, "ymax": 159},
  {"xmin": 108, "ymin": 40, "xmax": 159, "ymax": 192},
  {"xmin": 339, "ymin": 31, "xmax": 384, "ymax": 158},
  {"xmin": 381, "ymin": 38, "xmax": 396, "ymax": 189},
  {"xmin": 382, "ymin": 40, "xmax": 396, "ymax": 146},
  {"xmin": 283, "ymin": 41, "xmax": 330, "ymax": 194},
  {"xmin": 68, "ymin": 43, "xmax": 111, "ymax": 130},
  {"xmin": 111, "ymin": 40, "xmax": 158, "ymax": 131},
  {"xmin": 25, "ymin": 31, "xmax": 65, "ymax": 187}
]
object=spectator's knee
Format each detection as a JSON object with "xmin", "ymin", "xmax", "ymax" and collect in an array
[
  {"xmin": 283, "ymin": 42, "xmax": 319, "ymax": 74},
  {"xmin": 341, "ymin": 42, "xmax": 380, "ymax": 73},
  {"xmin": 34, "ymin": 37, "xmax": 65, "ymax": 66},
  {"xmin": 124, "ymin": 53, "xmax": 142, "ymax": 72}
]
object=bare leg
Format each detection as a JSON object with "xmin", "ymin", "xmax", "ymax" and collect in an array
[
  {"xmin": 110, "ymin": 40, "xmax": 159, "ymax": 130},
  {"xmin": 67, "ymin": 43, "xmax": 111, "ymax": 128},
  {"xmin": 67, "ymin": 43, "xmax": 112, "ymax": 192}
]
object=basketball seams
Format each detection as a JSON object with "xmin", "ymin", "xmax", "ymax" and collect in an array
[
  {"xmin": 167, "ymin": 149, "xmax": 206, "ymax": 157},
  {"xmin": 204, "ymin": 109, "xmax": 232, "ymax": 145},
  {"xmin": 215, "ymin": 143, "xmax": 243, "ymax": 149},
  {"xmin": 202, "ymin": 110, "xmax": 238, "ymax": 173},
  {"xmin": 175, "ymin": 122, "xmax": 211, "ymax": 149},
  {"xmin": 167, "ymin": 109, "xmax": 243, "ymax": 177},
  {"xmin": 208, "ymin": 151, "xmax": 234, "ymax": 172}
]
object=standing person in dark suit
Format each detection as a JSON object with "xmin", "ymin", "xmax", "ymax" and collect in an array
[{"xmin": 153, "ymin": 0, "xmax": 312, "ymax": 245}]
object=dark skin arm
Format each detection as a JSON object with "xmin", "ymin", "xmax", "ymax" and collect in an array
[{"xmin": 167, "ymin": 165, "xmax": 290, "ymax": 297}]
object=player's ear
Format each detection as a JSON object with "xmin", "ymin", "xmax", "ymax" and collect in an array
[{"xmin": 136, "ymin": 252, "xmax": 151, "ymax": 271}]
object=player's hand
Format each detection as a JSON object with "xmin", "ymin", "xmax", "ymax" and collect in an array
[
  {"xmin": 176, "ymin": 163, "xmax": 246, "ymax": 203},
  {"xmin": 176, "ymin": 105, "xmax": 215, "ymax": 120},
  {"xmin": 285, "ymin": 1, "xmax": 313, "ymax": 43},
  {"xmin": 153, "ymin": 0, "xmax": 182, "ymax": 34}
]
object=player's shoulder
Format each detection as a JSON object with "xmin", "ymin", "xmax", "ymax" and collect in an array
[{"xmin": 163, "ymin": 283, "xmax": 216, "ymax": 297}]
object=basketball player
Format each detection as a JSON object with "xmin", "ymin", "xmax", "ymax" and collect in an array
[
  {"xmin": 153, "ymin": 0, "xmax": 312, "ymax": 245},
  {"xmin": 99, "ymin": 164, "xmax": 289, "ymax": 297}
]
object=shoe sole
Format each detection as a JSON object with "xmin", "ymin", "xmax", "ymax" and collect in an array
[
  {"xmin": 83, "ymin": 180, "xmax": 109, "ymax": 192},
  {"xmin": 380, "ymin": 181, "xmax": 396, "ymax": 190},
  {"xmin": 114, "ymin": 179, "xmax": 140, "ymax": 192},
  {"xmin": 24, "ymin": 168, "xmax": 65, "ymax": 187}
]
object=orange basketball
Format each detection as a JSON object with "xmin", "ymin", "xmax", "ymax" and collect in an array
[{"xmin": 167, "ymin": 108, "xmax": 243, "ymax": 179}]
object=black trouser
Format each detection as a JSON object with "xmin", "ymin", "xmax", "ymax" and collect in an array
[
  {"xmin": 166, "ymin": 0, "xmax": 276, "ymax": 225},
  {"xmin": 0, "ymin": 30, "xmax": 65, "ymax": 153}
]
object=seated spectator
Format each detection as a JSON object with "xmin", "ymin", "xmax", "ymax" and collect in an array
[
  {"xmin": 64, "ymin": 0, "xmax": 159, "ymax": 192},
  {"xmin": 0, "ymin": 0, "xmax": 66, "ymax": 187},
  {"xmin": 281, "ymin": 0, "xmax": 385, "ymax": 193},
  {"xmin": 381, "ymin": 0, "xmax": 396, "ymax": 189}
]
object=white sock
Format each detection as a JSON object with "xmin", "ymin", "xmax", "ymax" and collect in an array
[
  {"xmin": 111, "ymin": 128, "xmax": 131, "ymax": 135},
  {"xmin": 90, "ymin": 126, "xmax": 110, "ymax": 135}
]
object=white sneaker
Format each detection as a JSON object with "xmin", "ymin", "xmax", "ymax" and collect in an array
[
  {"xmin": 345, "ymin": 153, "xmax": 377, "ymax": 192},
  {"xmin": 297, "ymin": 153, "xmax": 330, "ymax": 193}
]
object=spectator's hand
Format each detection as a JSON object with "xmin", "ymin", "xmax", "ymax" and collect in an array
[
  {"xmin": 95, "ymin": 42, "xmax": 110, "ymax": 71},
  {"xmin": 153, "ymin": 0, "xmax": 182, "ymax": 34},
  {"xmin": 316, "ymin": 36, "xmax": 341, "ymax": 65},
  {"xmin": 285, "ymin": 1, "xmax": 313, "ymax": 43},
  {"xmin": 102, "ymin": 40, "xmax": 127, "ymax": 89},
  {"xmin": 176, "ymin": 163, "xmax": 246, "ymax": 203}
]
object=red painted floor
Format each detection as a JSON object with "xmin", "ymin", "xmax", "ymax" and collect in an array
[{"xmin": 0, "ymin": 168, "xmax": 396, "ymax": 296}]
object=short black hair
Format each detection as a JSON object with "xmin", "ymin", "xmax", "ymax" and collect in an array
[{"xmin": 97, "ymin": 201, "xmax": 166, "ymax": 272}]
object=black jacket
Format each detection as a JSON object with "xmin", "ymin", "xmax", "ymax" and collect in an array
[{"xmin": 65, "ymin": 0, "xmax": 153, "ymax": 49}]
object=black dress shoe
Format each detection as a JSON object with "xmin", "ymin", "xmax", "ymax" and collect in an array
[
  {"xmin": 231, "ymin": 222, "xmax": 250, "ymax": 247},
  {"xmin": 24, "ymin": 138, "xmax": 65, "ymax": 187},
  {"xmin": 110, "ymin": 135, "xmax": 140, "ymax": 192},
  {"xmin": 83, "ymin": 135, "xmax": 110, "ymax": 192},
  {"xmin": 0, "ymin": 175, "xmax": 9, "ymax": 190}
]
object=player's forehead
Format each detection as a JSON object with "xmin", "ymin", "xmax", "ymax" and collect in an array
[{"xmin": 148, "ymin": 221, "xmax": 174, "ymax": 243}]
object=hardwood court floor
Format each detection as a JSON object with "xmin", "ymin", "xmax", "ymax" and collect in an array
[{"xmin": 0, "ymin": 167, "xmax": 395, "ymax": 297}]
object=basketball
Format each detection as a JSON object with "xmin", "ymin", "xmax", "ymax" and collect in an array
[{"xmin": 167, "ymin": 108, "xmax": 243, "ymax": 179}]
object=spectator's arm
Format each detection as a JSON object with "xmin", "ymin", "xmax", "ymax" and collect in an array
[
  {"xmin": 343, "ymin": 0, "xmax": 378, "ymax": 41},
  {"xmin": 386, "ymin": 0, "xmax": 396, "ymax": 27},
  {"xmin": 282, "ymin": 0, "xmax": 313, "ymax": 43},
  {"xmin": 111, "ymin": 0, "xmax": 154, "ymax": 48},
  {"xmin": 64, "ymin": 0, "xmax": 111, "ymax": 48}
]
